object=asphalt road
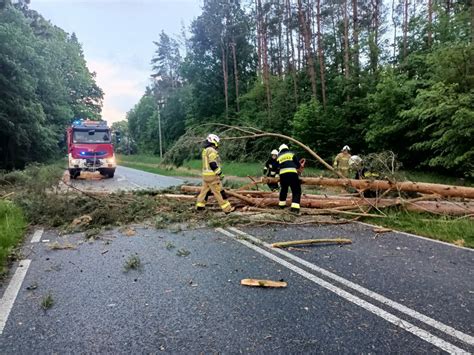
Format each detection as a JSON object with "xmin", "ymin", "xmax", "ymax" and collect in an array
[
  {"xmin": 1, "ymin": 221, "xmax": 473, "ymax": 353},
  {"xmin": 65, "ymin": 165, "xmax": 199, "ymax": 192},
  {"xmin": 1, "ymin": 166, "xmax": 473, "ymax": 353}
]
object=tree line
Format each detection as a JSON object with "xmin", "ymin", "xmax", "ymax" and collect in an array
[
  {"xmin": 128, "ymin": 0, "xmax": 473, "ymax": 177},
  {"xmin": 0, "ymin": 1, "xmax": 103, "ymax": 169}
]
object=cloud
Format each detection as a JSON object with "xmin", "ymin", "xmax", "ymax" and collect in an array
[{"xmin": 87, "ymin": 58, "xmax": 150, "ymax": 124}]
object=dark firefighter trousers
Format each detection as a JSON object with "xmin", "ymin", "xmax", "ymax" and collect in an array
[{"xmin": 279, "ymin": 172, "xmax": 301, "ymax": 209}]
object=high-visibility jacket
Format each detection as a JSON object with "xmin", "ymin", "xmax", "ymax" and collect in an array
[
  {"xmin": 201, "ymin": 144, "xmax": 222, "ymax": 176},
  {"xmin": 277, "ymin": 149, "xmax": 300, "ymax": 175},
  {"xmin": 333, "ymin": 152, "xmax": 351, "ymax": 171}
]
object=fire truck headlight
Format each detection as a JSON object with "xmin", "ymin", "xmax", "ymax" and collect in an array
[{"xmin": 106, "ymin": 157, "xmax": 116, "ymax": 164}]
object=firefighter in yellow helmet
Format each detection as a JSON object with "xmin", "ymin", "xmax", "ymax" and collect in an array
[
  {"xmin": 196, "ymin": 134, "xmax": 234, "ymax": 213},
  {"xmin": 333, "ymin": 145, "xmax": 351, "ymax": 178},
  {"xmin": 276, "ymin": 144, "xmax": 301, "ymax": 213}
]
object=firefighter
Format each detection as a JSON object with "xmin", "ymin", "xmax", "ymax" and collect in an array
[
  {"xmin": 196, "ymin": 134, "xmax": 234, "ymax": 213},
  {"xmin": 349, "ymin": 155, "xmax": 380, "ymax": 180},
  {"xmin": 276, "ymin": 144, "xmax": 301, "ymax": 213},
  {"xmin": 263, "ymin": 149, "xmax": 279, "ymax": 191},
  {"xmin": 333, "ymin": 145, "xmax": 351, "ymax": 178},
  {"xmin": 349, "ymin": 155, "xmax": 364, "ymax": 179}
]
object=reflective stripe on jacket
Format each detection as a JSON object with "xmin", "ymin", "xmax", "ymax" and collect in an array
[{"xmin": 277, "ymin": 150, "xmax": 300, "ymax": 175}]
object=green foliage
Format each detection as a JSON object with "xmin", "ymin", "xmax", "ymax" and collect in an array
[
  {"xmin": 127, "ymin": 0, "xmax": 472, "ymax": 179},
  {"xmin": 292, "ymin": 99, "xmax": 346, "ymax": 160},
  {"xmin": 0, "ymin": 200, "xmax": 26, "ymax": 275},
  {"xmin": 127, "ymin": 95, "xmax": 161, "ymax": 154},
  {"xmin": 0, "ymin": 6, "xmax": 103, "ymax": 169},
  {"xmin": 401, "ymin": 44, "xmax": 474, "ymax": 177}
]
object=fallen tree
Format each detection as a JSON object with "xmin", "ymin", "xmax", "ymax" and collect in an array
[
  {"xmin": 178, "ymin": 186, "xmax": 474, "ymax": 216},
  {"xmin": 262, "ymin": 177, "xmax": 474, "ymax": 199}
]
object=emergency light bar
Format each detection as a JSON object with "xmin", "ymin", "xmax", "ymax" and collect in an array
[{"xmin": 72, "ymin": 119, "xmax": 107, "ymax": 128}]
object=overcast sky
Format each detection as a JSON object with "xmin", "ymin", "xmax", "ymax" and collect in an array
[{"xmin": 30, "ymin": 0, "xmax": 203, "ymax": 124}]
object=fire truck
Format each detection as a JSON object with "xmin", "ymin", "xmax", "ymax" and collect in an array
[{"xmin": 67, "ymin": 119, "xmax": 117, "ymax": 179}]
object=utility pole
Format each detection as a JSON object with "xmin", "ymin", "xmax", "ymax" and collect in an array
[
  {"xmin": 157, "ymin": 111, "xmax": 163, "ymax": 159},
  {"xmin": 157, "ymin": 99, "xmax": 164, "ymax": 159}
]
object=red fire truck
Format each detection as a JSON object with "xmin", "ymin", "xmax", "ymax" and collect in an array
[{"xmin": 67, "ymin": 119, "xmax": 116, "ymax": 179}]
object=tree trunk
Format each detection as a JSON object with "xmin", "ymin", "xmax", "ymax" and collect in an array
[
  {"xmin": 262, "ymin": 12, "xmax": 272, "ymax": 112},
  {"xmin": 369, "ymin": 0, "xmax": 380, "ymax": 73},
  {"xmin": 256, "ymin": 0, "xmax": 262, "ymax": 77},
  {"xmin": 230, "ymin": 41, "xmax": 240, "ymax": 112},
  {"xmin": 316, "ymin": 0, "xmax": 327, "ymax": 108},
  {"xmin": 265, "ymin": 176, "xmax": 474, "ymax": 199},
  {"xmin": 343, "ymin": 0, "xmax": 350, "ymax": 81},
  {"xmin": 221, "ymin": 44, "xmax": 229, "ymax": 119},
  {"xmin": 352, "ymin": 0, "xmax": 360, "ymax": 75},
  {"xmin": 472, "ymin": 0, "xmax": 474, "ymax": 44},
  {"xmin": 297, "ymin": 0, "xmax": 318, "ymax": 99},
  {"xmin": 286, "ymin": 0, "xmax": 299, "ymax": 106},
  {"xmin": 180, "ymin": 186, "xmax": 474, "ymax": 216},
  {"xmin": 427, "ymin": 0, "xmax": 432, "ymax": 47},
  {"xmin": 403, "ymin": 0, "xmax": 409, "ymax": 60},
  {"xmin": 278, "ymin": 7, "xmax": 283, "ymax": 77},
  {"xmin": 392, "ymin": 0, "xmax": 397, "ymax": 58}
]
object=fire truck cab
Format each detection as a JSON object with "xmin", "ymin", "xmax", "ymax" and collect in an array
[{"xmin": 67, "ymin": 119, "xmax": 116, "ymax": 179}]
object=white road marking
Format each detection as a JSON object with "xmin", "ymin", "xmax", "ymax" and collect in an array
[
  {"xmin": 228, "ymin": 226, "xmax": 474, "ymax": 347},
  {"xmin": 0, "ymin": 260, "xmax": 31, "ymax": 335},
  {"xmin": 217, "ymin": 228, "xmax": 468, "ymax": 354},
  {"xmin": 30, "ymin": 228, "xmax": 44, "ymax": 243},
  {"xmin": 356, "ymin": 221, "xmax": 474, "ymax": 252},
  {"xmin": 117, "ymin": 175, "xmax": 125, "ymax": 182}
]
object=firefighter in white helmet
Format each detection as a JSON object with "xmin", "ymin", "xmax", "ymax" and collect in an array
[
  {"xmin": 263, "ymin": 149, "xmax": 279, "ymax": 191},
  {"xmin": 333, "ymin": 145, "xmax": 351, "ymax": 178},
  {"xmin": 276, "ymin": 144, "xmax": 302, "ymax": 213},
  {"xmin": 196, "ymin": 134, "xmax": 234, "ymax": 213}
]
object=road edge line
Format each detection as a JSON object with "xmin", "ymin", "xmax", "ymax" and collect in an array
[
  {"xmin": 0, "ymin": 259, "xmax": 31, "ymax": 335},
  {"xmin": 355, "ymin": 221, "xmax": 473, "ymax": 252},
  {"xmin": 227, "ymin": 226, "xmax": 474, "ymax": 347}
]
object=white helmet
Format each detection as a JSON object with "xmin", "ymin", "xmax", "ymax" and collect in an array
[
  {"xmin": 271, "ymin": 149, "xmax": 278, "ymax": 155},
  {"xmin": 342, "ymin": 145, "xmax": 351, "ymax": 151},
  {"xmin": 207, "ymin": 134, "xmax": 220, "ymax": 146},
  {"xmin": 278, "ymin": 144, "xmax": 289, "ymax": 152},
  {"xmin": 349, "ymin": 155, "xmax": 362, "ymax": 168}
]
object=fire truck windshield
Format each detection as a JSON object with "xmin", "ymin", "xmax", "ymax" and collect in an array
[{"xmin": 73, "ymin": 129, "xmax": 111, "ymax": 144}]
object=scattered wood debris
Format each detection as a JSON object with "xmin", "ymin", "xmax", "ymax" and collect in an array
[
  {"xmin": 271, "ymin": 239, "xmax": 352, "ymax": 248},
  {"xmin": 121, "ymin": 227, "xmax": 136, "ymax": 237},
  {"xmin": 241, "ymin": 279, "xmax": 287, "ymax": 288},
  {"xmin": 70, "ymin": 215, "xmax": 92, "ymax": 227},
  {"xmin": 373, "ymin": 227, "xmax": 393, "ymax": 233}
]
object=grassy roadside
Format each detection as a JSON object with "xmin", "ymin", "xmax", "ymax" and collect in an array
[
  {"xmin": 117, "ymin": 154, "xmax": 326, "ymax": 178},
  {"xmin": 362, "ymin": 210, "xmax": 474, "ymax": 248},
  {"xmin": 0, "ymin": 201, "xmax": 27, "ymax": 275},
  {"xmin": 117, "ymin": 154, "xmax": 199, "ymax": 177}
]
